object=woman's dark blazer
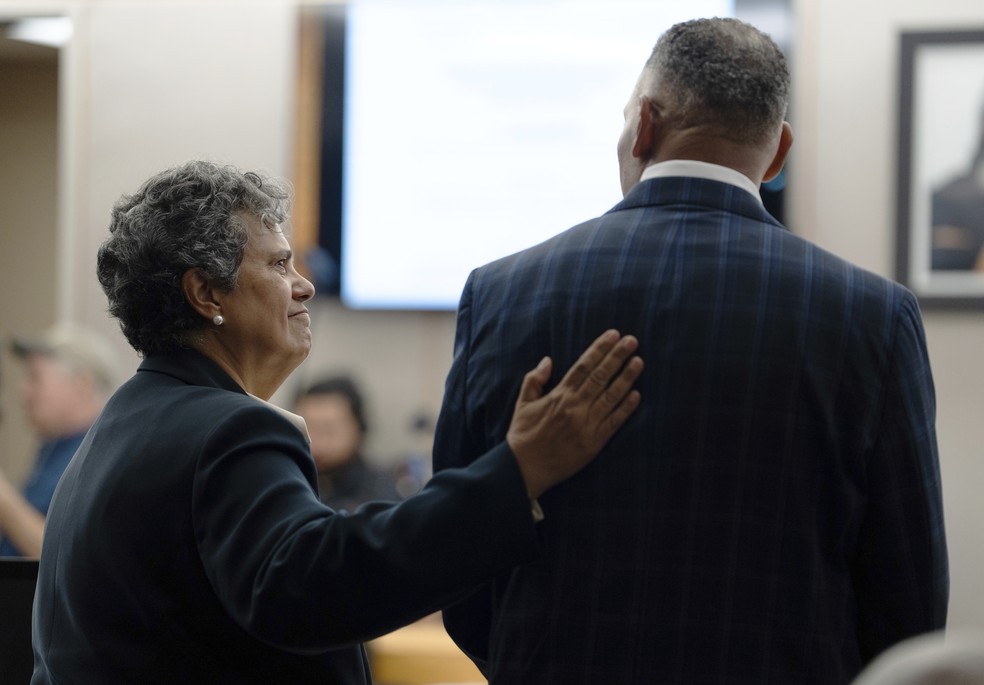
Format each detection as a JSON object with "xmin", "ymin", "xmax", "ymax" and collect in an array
[{"xmin": 32, "ymin": 348, "xmax": 539, "ymax": 684}]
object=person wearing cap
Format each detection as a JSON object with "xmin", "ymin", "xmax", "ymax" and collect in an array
[{"xmin": 0, "ymin": 323, "xmax": 116, "ymax": 557}]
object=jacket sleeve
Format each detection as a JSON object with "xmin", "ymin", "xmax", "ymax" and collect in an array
[
  {"xmin": 191, "ymin": 394, "xmax": 538, "ymax": 655},
  {"xmin": 433, "ymin": 272, "xmax": 486, "ymax": 474},
  {"xmin": 853, "ymin": 291, "xmax": 948, "ymax": 663},
  {"xmin": 432, "ymin": 272, "xmax": 497, "ymax": 673}
]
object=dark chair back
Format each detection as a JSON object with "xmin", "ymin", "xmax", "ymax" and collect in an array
[{"xmin": 0, "ymin": 558, "xmax": 40, "ymax": 684}]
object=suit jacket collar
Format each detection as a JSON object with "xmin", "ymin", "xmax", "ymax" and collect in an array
[
  {"xmin": 137, "ymin": 348, "xmax": 309, "ymax": 440},
  {"xmin": 137, "ymin": 347, "xmax": 247, "ymax": 395},
  {"xmin": 608, "ymin": 175, "xmax": 786, "ymax": 230}
]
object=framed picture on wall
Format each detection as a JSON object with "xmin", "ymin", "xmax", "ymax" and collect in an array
[{"xmin": 896, "ymin": 29, "xmax": 984, "ymax": 309}]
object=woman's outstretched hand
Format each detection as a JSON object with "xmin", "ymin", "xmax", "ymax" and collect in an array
[{"xmin": 507, "ymin": 329, "xmax": 643, "ymax": 499}]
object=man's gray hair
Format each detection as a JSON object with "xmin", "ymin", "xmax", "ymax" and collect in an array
[{"xmin": 646, "ymin": 17, "xmax": 790, "ymax": 145}]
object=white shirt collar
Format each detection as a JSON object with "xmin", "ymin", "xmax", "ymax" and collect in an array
[
  {"xmin": 639, "ymin": 160, "xmax": 763, "ymax": 204},
  {"xmin": 248, "ymin": 393, "xmax": 311, "ymax": 444}
]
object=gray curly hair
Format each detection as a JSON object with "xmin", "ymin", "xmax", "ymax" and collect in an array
[
  {"xmin": 96, "ymin": 160, "xmax": 291, "ymax": 356},
  {"xmin": 645, "ymin": 17, "xmax": 790, "ymax": 145}
]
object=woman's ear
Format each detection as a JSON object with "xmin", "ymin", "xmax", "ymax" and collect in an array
[{"xmin": 181, "ymin": 268, "xmax": 219, "ymax": 320}]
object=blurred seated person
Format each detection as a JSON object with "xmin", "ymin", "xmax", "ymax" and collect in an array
[
  {"xmin": 293, "ymin": 376, "xmax": 400, "ymax": 511},
  {"xmin": 0, "ymin": 323, "xmax": 115, "ymax": 557}
]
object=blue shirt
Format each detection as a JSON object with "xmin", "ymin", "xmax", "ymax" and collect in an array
[{"xmin": 0, "ymin": 432, "xmax": 85, "ymax": 557}]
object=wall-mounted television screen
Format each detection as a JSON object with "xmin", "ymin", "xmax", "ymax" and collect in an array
[{"xmin": 320, "ymin": 0, "xmax": 736, "ymax": 310}]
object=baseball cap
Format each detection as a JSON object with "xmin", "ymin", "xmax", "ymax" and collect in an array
[{"xmin": 10, "ymin": 323, "xmax": 118, "ymax": 395}]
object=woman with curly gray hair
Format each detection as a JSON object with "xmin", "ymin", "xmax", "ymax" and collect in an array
[
  {"xmin": 31, "ymin": 160, "xmax": 643, "ymax": 684},
  {"xmin": 98, "ymin": 160, "xmax": 291, "ymax": 359}
]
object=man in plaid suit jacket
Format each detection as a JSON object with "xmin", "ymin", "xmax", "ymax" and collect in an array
[{"xmin": 432, "ymin": 17, "xmax": 948, "ymax": 685}]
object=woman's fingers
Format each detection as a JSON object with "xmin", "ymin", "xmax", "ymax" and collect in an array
[
  {"xmin": 507, "ymin": 331, "xmax": 643, "ymax": 498},
  {"xmin": 591, "ymin": 357, "xmax": 644, "ymax": 444},
  {"xmin": 516, "ymin": 356, "xmax": 553, "ymax": 405},
  {"xmin": 558, "ymin": 330, "xmax": 640, "ymax": 403},
  {"xmin": 554, "ymin": 329, "xmax": 622, "ymax": 391}
]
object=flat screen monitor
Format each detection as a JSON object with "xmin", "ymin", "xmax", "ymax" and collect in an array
[{"xmin": 331, "ymin": 0, "xmax": 734, "ymax": 310}]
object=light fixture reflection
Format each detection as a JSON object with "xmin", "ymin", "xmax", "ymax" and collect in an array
[{"xmin": 6, "ymin": 17, "xmax": 73, "ymax": 48}]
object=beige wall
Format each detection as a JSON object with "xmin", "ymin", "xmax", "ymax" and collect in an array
[
  {"xmin": 790, "ymin": 0, "xmax": 984, "ymax": 631},
  {"xmin": 0, "ymin": 56, "xmax": 59, "ymax": 481},
  {"xmin": 0, "ymin": 0, "xmax": 980, "ymax": 633}
]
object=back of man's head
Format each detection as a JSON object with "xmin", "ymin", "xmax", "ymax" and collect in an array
[{"xmin": 646, "ymin": 17, "xmax": 789, "ymax": 146}]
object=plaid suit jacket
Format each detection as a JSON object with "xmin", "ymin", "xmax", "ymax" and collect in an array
[{"xmin": 433, "ymin": 176, "xmax": 948, "ymax": 685}]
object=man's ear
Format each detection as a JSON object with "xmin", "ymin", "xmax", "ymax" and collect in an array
[
  {"xmin": 181, "ymin": 268, "xmax": 220, "ymax": 321},
  {"xmin": 631, "ymin": 95, "xmax": 659, "ymax": 161},
  {"xmin": 763, "ymin": 121, "xmax": 793, "ymax": 183}
]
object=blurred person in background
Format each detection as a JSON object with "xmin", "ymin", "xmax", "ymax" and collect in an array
[
  {"xmin": 293, "ymin": 375, "xmax": 400, "ymax": 512},
  {"xmin": 0, "ymin": 323, "xmax": 115, "ymax": 557}
]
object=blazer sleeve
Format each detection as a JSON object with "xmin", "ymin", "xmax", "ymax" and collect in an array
[
  {"xmin": 853, "ymin": 291, "xmax": 948, "ymax": 663},
  {"xmin": 433, "ymin": 271, "xmax": 486, "ymax": 473},
  {"xmin": 432, "ymin": 272, "xmax": 497, "ymax": 673},
  {"xmin": 191, "ymin": 397, "xmax": 538, "ymax": 655}
]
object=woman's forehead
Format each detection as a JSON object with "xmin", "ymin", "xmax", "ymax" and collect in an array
[
  {"xmin": 246, "ymin": 226, "xmax": 291, "ymax": 254},
  {"xmin": 240, "ymin": 211, "xmax": 286, "ymax": 239}
]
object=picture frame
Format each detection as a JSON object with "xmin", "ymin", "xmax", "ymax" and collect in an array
[{"xmin": 896, "ymin": 29, "xmax": 984, "ymax": 309}]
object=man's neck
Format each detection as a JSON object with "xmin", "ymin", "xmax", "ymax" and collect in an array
[{"xmin": 651, "ymin": 131, "xmax": 770, "ymax": 186}]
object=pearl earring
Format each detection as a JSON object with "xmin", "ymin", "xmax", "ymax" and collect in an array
[{"xmin": 212, "ymin": 314, "xmax": 224, "ymax": 326}]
